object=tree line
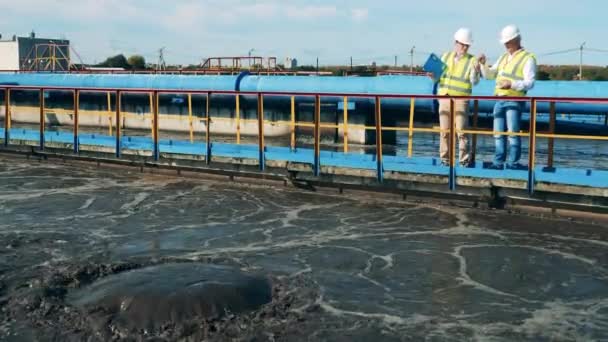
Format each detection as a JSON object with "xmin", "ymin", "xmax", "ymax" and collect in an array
[{"xmin": 92, "ymin": 54, "xmax": 608, "ymax": 80}]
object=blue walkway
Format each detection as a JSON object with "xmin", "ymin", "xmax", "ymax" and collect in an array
[{"xmin": 1, "ymin": 127, "xmax": 606, "ymax": 188}]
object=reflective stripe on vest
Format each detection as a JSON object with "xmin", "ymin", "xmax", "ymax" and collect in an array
[
  {"xmin": 438, "ymin": 51, "xmax": 475, "ymax": 96},
  {"xmin": 495, "ymin": 50, "xmax": 536, "ymax": 97}
]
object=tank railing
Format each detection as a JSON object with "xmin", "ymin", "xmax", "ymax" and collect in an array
[
  {"xmin": 1, "ymin": 85, "xmax": 607, "ymax": 195},
  {"xmin": 0, "ymin": 69, "xmax": 312, "ymax": 76}
]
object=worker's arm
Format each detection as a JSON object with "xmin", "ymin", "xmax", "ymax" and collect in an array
[
  {"xmin": 480, "ymin": 62, "xmax": 498, "ymax": 80},
  {"xmin": 478, "ymin": 54, "xmax": 498, "ymax": 80},
  {"xmin": 510, "ymin": 57, "xmax": 536, "ymax": 92},
  {"xmin": 470, "ymin": 59, "xmax": 480, "ymax": 85}
]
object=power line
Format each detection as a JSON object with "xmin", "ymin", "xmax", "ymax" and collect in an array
[
  {"xmin": 539, "ymin": 48, "xmax": 579, "ymax": 56},
  {"xmin": 586, "ymin": 47, "xmax": 608, "ymax": 53}
]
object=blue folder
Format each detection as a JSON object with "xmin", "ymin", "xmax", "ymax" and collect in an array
[{"xmin": 423, "ymin": 53, "xmax": 446, "ymax": 82}]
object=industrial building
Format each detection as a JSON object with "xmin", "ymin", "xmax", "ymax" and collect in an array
[{"xmin": 0, "ymin": 32, "xmax": 70, "ymax": 71}]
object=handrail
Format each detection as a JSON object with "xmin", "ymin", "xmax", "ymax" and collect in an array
[
  {"xmin": 2, "ymin": 85, "xmax": 608, "ymax": 103},
  {"xmin": 1, "ymin": 85, "xmax": 606, "ymax": 196}
]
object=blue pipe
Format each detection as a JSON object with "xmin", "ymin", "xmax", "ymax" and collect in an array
[
  {"xmin": 1, "ymin": 73, "xmax": 607, "ymax": 114},
  {"xmin": 0, "ymin": 73, "xmax": 238, "ymax": 92},
  {"xmin": 473, "ymin": 79, "xmax": 608, "ymax": 114}
]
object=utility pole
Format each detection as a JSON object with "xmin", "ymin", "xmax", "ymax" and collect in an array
[
  {"xmin": 409, "ymin": 46, "xmax": 415, "ymax": 72},
  {"xmin": 350, "ymin": 56, "xmax": 353, "ymax": 72},
  {"xmin": 157, "ymin": 47, "xmax": 166, "ymax": 71},
  {"xmin": 316, "ymin": 57, "xmax": 319, "ymax": 75},
  {"xmin": 394, "ymin": 55, "xmax": 398, "ymax": 68},
  {"xmin": 579, "ymin": 42, "xmax": 586, "ymax": 80},
  {"xmin": 248, "ymin": 48, "xmax": 255, "ymax": 67}
]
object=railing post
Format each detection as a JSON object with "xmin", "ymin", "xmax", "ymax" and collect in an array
[
  {"xmin": 257, "ymin": 93, "xmax": 265, "ymax": 171},
  {"xmin": 4, "ymin": 88, "xmax": 10, "ymax": 146},
  {"xmin": 343, "ymin": 96, "xmax": 348, "ymax": 153},
  {"xmin": 115, "ymin": 90, "xmax": 121, "ymax": 158},
  {"xmin": 236, "ymin": 94, "xmax": 241, "ymax": 144},
  {"xmin": 40, "ymin": 88, "xmax": 45, "ymax": 150},
  {"xmin": 188, "ymin": 93, "xmax": 194, "ymax": 143},
  {"xmin": 107, "ymin": 91, "xmax": 113, "ymax": 136},
  {"xmin": 375, "ymin": 96, "xmax": 384, "ymax": 183},
  {"xmin": 547, "ymin": 101, "xmax": 556, "ymax": 169},
  {"xmin": 148, "ymin": 93, "xmax": 155, "ymax": 139},
  {"xmin": 471, "ymin": 99, "xmax": 479, "ymax": 164},
  {"xmin": 73, "ymin": 89, "xmax": 79, "ymax": 154},
  {"xmin": 153, "ymin": 91, "xmax": 159, "ymax": 161},
  {"xmin": 407, "ymin": 97, "xmax": 416, "ymax": 157},
  {"xmin": 206, "ymin": 92, "xmax": 212, "ymax": 164},
  {"xmin": 528, "ymin": 98, "xmax": 538, "ymax": 195},
  {"xmin": 313, "ymin": 95, "xmax": 321, "ymax": 176},
  {"xmin": 448, "ymin": 98, "xmax": 456, "ymax": 191},
  {"xmin": 290, "ymin": 96, "xmax": 296, "ymax": 150}
]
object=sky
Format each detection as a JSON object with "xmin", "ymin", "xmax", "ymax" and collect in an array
[{"xmin": 0, "ymin": 0, "xmax": 606, "ymax": 67}]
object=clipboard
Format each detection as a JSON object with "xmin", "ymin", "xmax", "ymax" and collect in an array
[{"xmin": 423, "ymin": 53, "xmax": 446, "ymax": 82}]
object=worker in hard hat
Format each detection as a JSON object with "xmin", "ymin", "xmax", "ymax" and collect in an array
[
  {"xmin": 478, "ymin": 25, "xmax": 537, "ymax": 170},
  {"xmin": 435, "ymin": 28, "xmax": 481, "ymax": 167}
]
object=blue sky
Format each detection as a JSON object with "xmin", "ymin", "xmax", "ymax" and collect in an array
[{"xmin": 1, "ymin": 0, "xmax": 606, "ymax": 67}]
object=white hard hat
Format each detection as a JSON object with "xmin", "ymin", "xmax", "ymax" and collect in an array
[
  {"xmin": 454, "ymin": 28, "xmax": 473, "ymax": 46},
  {"xmin": 500, "ymin": 25, "xmax": 521, "ymax": 44}
]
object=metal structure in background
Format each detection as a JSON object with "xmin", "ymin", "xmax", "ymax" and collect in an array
[
  {"xmin": 201, "ymin": 56, "xmax": 279, "ymax": 72},
  {"xmin": 1, "ymin": 85, "xmax": 608, "ymax": 196},
  {"xmin": 21, "ymin": 43, "xmax": 71, "ymax": 71}
]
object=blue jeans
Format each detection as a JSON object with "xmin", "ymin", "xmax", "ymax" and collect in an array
[{"xmin": 493, "ymin": 101, "xmax": 524, "ymax": 167}]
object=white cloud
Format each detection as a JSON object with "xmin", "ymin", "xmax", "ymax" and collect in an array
[
  {"xmin": 0, "ymin": 0, "xmax": 139, "ymax": 20},
  {"xmin": 351, "ymin": 8, "xmax": 368, "ymax": 22},
  {"xmin": 285, "ymin": 5, "xmax": 337, "ymax": 19},
  {"xmin": 161, "ymin": 2, "xmax": 207, "ymax": 32},
  {"xmin": 244, "ymin": 3, "xmax": 280, "ymax": 18}
]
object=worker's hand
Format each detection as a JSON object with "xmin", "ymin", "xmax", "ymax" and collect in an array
[
  {"xmin": 474, "ymin": 61, "xmax": 481, "ymax": 73},
  {"xmin": 478, "ymin": 54, "xmax": 487, "ymax": 65},
  {"xmin": 499, "ymin": 80, "xmax": 512, "ymax": 89}
]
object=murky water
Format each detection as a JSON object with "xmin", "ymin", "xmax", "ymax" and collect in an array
[{"xmin": 0, "ymin": 155, "xmax": 607, "ymax": 341}]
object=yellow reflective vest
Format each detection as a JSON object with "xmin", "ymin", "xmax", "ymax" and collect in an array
[
  {"xmin": 495, "ymin": 49, "xmax": 536, "ymax": 96},
  {"xmin": 438, "ymin": 52, "xmax": 476, "ymax": 96}
]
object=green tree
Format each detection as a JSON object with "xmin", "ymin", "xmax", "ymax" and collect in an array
[
  {"xmin": 96, "ymin": 54, "xmax": 129, "ymax": 69},
  {"xmin": 127, "ymin": 55, "xmax": 146, "ymax": 70},
  {"xmin": 537, "ymin": 70, "xmax": 550, "ymax": 80}
]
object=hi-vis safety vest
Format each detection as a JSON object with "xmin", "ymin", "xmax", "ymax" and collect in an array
[
  {"xmin": 495, "ymin": 49, "xmax": 536, "ymax": 96},
  {"xmin": 438, "ymin": 52, "xmax": 476, "ymax": 96}
]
